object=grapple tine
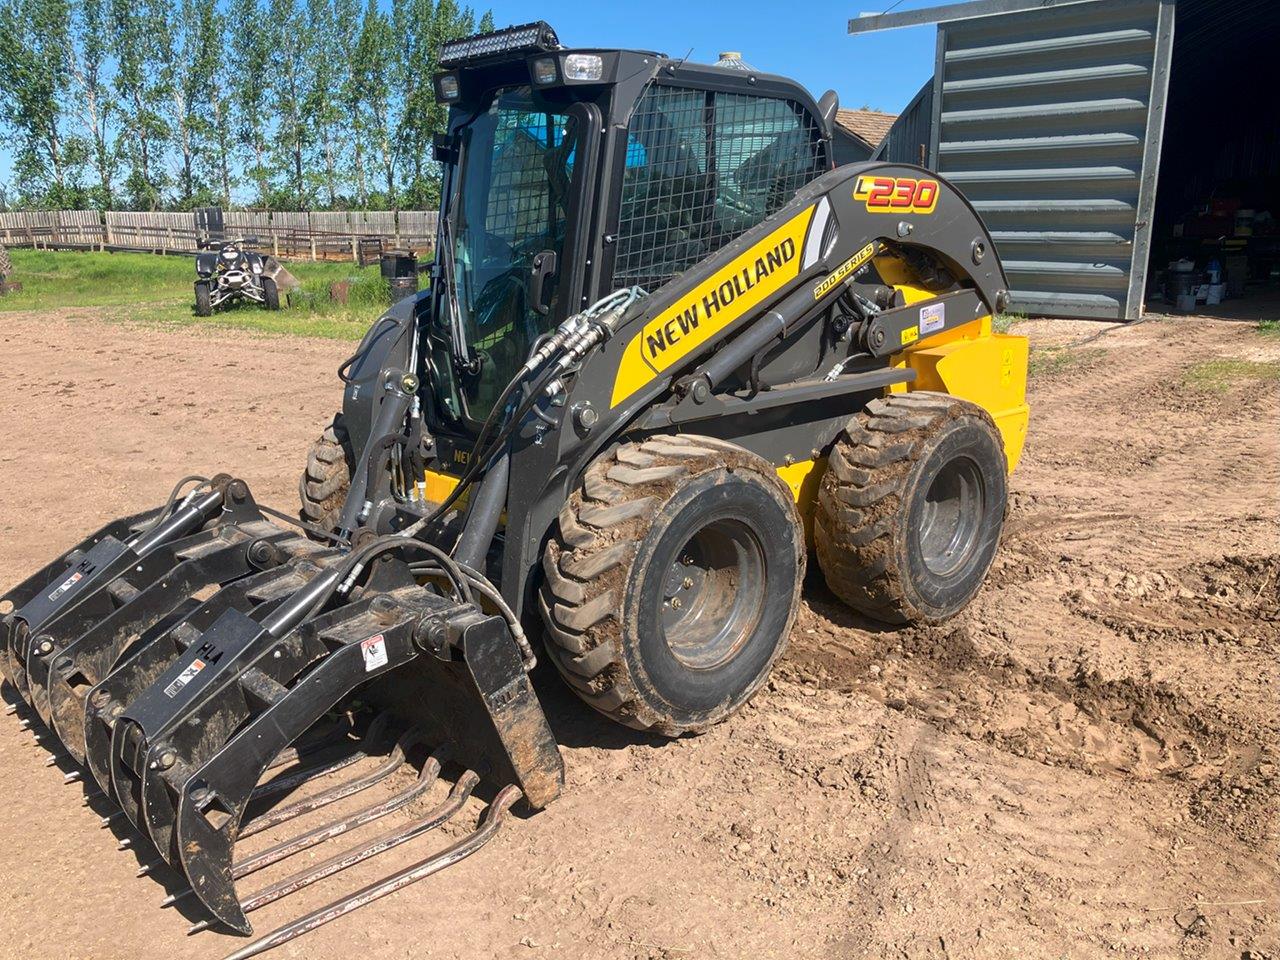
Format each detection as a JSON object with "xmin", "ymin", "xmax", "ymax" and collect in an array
[
  {"xmin": 162, "ymin": 744, "xmax": 447, "ymax": 910},
  {"xmin": 189, "ymin": 771, "xmax": 480, "ymax": 935},
  {"xmin": 243, "ymin": 711, "xmax": 393, "ymax": 807},
  {"xmin": 234, "ymin": 745, "xmax": 446, "ymax": 879},
  {"xmin": 218, "ymin": 785, "xmax": 521, "ymax": 960},
  {"xmin": 239, "ymin": 721, "xmax": 417, "ymax": 841}
]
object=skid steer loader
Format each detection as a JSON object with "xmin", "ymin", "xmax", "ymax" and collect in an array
[{"xmin": 0, "ymin": 20, "xmax": 1029, "ymax": 959}]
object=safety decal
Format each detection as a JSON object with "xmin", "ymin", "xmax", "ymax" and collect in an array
[
  {"xmin": 814, "ymin": 242, "xmax": 877, "ymax": 301},
  {"xmin": 610, "ymin": 205, "xmax": 815, "ymax": 408},
  {"xmin": 900, "ymin": 325, "xmax": 920, "ymax": 346},
  {"xmin": 854, "ymin": 175, "xmax": 940, "ymax": 215},
  {"xmin": 361, "ymin": 634, "xmax": 389, "ymax": 672},
  {"xmin": 919, "ymin": 302, "xmax": 945, "ymax": 335},
  {"xmin": 48, "ymin": 570, "xmax": 84, "ymax": 602},
  {"xmin": 164, "ymin": 659, "xmax": 206, "ymax": 698}
]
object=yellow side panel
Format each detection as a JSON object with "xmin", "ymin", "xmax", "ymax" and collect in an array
[
  {"xmin": 895, "ymin": 326, "xmax": 1030, "ymax": 473},
  {"xmin": 775, "ymin": 457, "xmax": 827, "ymax": 546},
  {"xmin": 610, "ymin": 205, "xmax": 816, "ymax": 408},
  {"xmin": 424, "ymin": 469, "xmax": 465, "ymax": 506}
]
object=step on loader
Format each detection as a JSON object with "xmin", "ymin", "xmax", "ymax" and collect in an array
[{"xmin": 1, "ymin": 20, "xmax": 1029, "ymax": 959}]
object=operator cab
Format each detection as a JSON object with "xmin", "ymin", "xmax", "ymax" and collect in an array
[{"xmin": 426, "ymin": 21, "xmax": 838, "ymax": 431}]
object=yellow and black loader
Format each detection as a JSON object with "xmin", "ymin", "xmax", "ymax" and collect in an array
[{"xmin": 1, "ymin": 20, "xmax": 1027, "ymax": 958}]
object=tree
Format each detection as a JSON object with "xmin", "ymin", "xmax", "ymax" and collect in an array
[
  {"xmin": 0, "ymin": 0, "xmax": 75, "ymax": 206},
  {"xmin": 190, "ymin": 4, "xmax": 232, "ymax": 206},
  {"xmin": 396, "ymin": 0, "xmax": 488, "ymax": 209},
  {"xmin": 110, "ymin": 0, "xmax": 171, "ymax": 209},
  {"xmin": 229, "ymin": 0, "xmax": 275, "ymax": 206},
  {"xmin": 68, "ymin": 0, "xmax": 118, "ymax": 208},
  {"xmin": 306, "ymin": 0, "xmax": 345, "ymax": 207},
  {"xmin": 268, "ymin": 0, "xmax": 315, "ymax": 208}
]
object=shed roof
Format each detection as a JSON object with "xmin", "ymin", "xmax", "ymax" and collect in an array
[{"xmin": 834, "ymin": 108, "xmax": 898, "ymax": 149}]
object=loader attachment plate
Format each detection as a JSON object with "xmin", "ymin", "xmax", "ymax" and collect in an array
[{"xmin": 1, "ymin": 476, "xmax": 564, "ymax": 956}]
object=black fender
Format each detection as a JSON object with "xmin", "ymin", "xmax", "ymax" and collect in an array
[
  {"xmin": 195, "ymin": 252, "xmax": 219, "ymax": 277},
  {"xmin": 340, "ymin": 292, "xmax": 426, "ymax": 456}
]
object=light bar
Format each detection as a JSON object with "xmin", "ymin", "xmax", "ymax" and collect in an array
[{"xmin": 439, "ymin": 21, "xmax": 560, "ymax": 67}]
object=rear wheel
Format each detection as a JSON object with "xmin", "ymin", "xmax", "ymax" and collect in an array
[
  {"xmin": 262, "ymin": 276, "xmax": 280, "ymax": 310},
  {"xmin": 814, "ymin": 392, "xmax": 1007, "ymax": 624},
  {"xmin": 540, "ymin": 435, "xmax": 804, "ymax": 735},
  {"xmin": 194, "ymin": 281, "xmax": 212, "ymax": 316},
  {"xmin": 299, "ymin": 415, "xmax": 353, "ymax": 532}
]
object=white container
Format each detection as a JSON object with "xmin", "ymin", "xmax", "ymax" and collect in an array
[
  {"xmin": 1176, "ymin": 292, "xmax": 1197, "ymax": 312},
  {"xmin": 1206, "ymin": 283, "xmax": 1225, "ymax": 305}
]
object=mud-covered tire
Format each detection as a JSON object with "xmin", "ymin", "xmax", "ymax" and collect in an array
[
  {"xmin": 194, "ymin": 281, "xmax": 212, "ymax": 316},
  {"xmin": 262, "ymin": 276, "xmax": 280, "ymax": 311},
  {"xmin": 814, "ymin": 392, "xmax": 1007, "ymax": 625},
  {"xmin": 299, "ymin": 415, "xmax": 354, "ymax": 532},
  {"xmin": 539, "ymin": 435, "xmax": 805, "ymax": 736}
]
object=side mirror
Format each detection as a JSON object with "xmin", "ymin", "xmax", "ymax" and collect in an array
[
  {"xmin": 817, "ymin": 90, "xmax": 839, "ymax": 136},
  {"xmin": 529, "ymin": 250, "xmax": 558, "ymax": 317}
]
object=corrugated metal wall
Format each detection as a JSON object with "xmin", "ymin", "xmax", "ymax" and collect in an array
[
  {"xmin": 931, "ymin": 0, "xmax": 1174, "ymax": 318},
  {"xmin": 873, "ymin": 80, "xmax": 934, "ymax": 166}
]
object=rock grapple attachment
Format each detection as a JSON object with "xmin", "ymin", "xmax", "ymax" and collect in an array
[{"xmin": 0, "ymin": 475, "xmax": 563, "ymax": 957}]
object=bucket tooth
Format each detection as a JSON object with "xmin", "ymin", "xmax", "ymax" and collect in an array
[{"xmin": 218, "ymin": 784, "xmax": 520, "ymax": 960}]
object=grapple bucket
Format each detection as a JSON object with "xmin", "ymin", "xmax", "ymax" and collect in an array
[{"xmin": 1, "ymin": 475, "xmax": 563, "ymax": 957}]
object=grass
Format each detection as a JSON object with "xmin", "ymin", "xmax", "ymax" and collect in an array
[
  {"xmin": 0, "ymin": 247, "xmax": 398, "ymax": 340},
  {"xmin": 993, "ymin": 312, "xmax": 1026, "ymax": 334},
  {"xmin": 1257, "ymin": 319, "xmax": 1280, "ymax": 335},
  {"xmin": 1027, "ymin": 345, "xmax": 1105, "ymax": 379},
  {"xmin": 1183, "ymin": 358, "xmax": 1280, "ymax": 393}
]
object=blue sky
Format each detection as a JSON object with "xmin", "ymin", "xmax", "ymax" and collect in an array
[{"xmin": 0, "ymin": 0, "xmax": 941, "ymax": 197}]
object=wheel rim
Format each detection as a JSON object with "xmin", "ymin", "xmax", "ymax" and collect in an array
[
  {"xmin": 660, "ymin": 518, "xmax": 765, "ymax": 671},
  {"xmin": 917, "ymin": 454, "xmax": 985, "ymax": 578}
]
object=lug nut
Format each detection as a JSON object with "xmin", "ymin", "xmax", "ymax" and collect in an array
[
  {"xmin": 681, "ymin": 577, "xmax": 693, "ymax": 590},
  {"xmin": 670, "ymin": 597, "xmax": 683, "ymax": 610}
]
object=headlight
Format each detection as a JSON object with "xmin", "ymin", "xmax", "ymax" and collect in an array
[
  {"xmin": 252, "ymin": 262, "xmax": 263, "ymax": 274},
  {"xmin": 531, "ymin": 57, "xmax": 558, "ymax": 85},
  {"xmin": 222, "ymin": 249, "xmax": 237, "ymax": 260},
  {"xmin": 563, "ymin": 54, "xmax": 603, "ymax": 82},
  {"xmin": 436, "ymin": 73, "xmax": 460, "ymax": 102}
]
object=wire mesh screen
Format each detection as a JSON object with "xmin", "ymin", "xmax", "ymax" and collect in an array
[{"xmin": 613, "ymin": 85, "xmax": 824, "ymax": 292}]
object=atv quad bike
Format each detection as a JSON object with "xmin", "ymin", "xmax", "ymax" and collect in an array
[
  {"xmin": 2, "ymin": 21, "xmax": 1028, "ymax": 958},
  {"xmin": 195, "ymin": 237, "xmax": 283, "ymax": 316}
]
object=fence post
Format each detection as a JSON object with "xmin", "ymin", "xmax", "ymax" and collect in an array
[
  {"xmin": 273, "ymin": 234, "xmax": 279, "ymax": 257},
  {"xmin": 310, "ymin": 237, "xmax": 317, "ymax": 261},
  {"xmin": 351, "ymin": 235, "xmax": 358, "ymax": 263}
]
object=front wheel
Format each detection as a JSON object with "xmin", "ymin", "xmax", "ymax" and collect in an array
[
  {"xmin": 262, "ymin": 276, "xmax": 280, "ymax": 310},
  {"xmin": 540, "ymin": 435, "xmax": 804, "ymax": 736},
  {"xmin": 194, "ymin": 281, "xmax": 212, "ymax": 316}
]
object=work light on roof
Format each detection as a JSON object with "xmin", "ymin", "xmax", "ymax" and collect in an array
[{"xmin": 439, "ymin": 20, "xmax": 561, "ymax": 66}]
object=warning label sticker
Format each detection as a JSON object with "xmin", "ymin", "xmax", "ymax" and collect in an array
[
  {"xmin": 164, "ymin": 658, "xmax": 206, "ymax": 698},
  {"xmin": 920, "ymin": 302, "xmax": 945, "ymax": 336},
  {"xmin": 361, "ymin": 634, "xmax": 388, "ymax": 673},
  {"xmin": 48, "ymin": 571, "xmax": 84, "ymax": 602}
]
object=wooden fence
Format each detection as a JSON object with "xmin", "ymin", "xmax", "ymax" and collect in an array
[{"xmin": 0, "ymin": 209, "xmax": 438, "ymax": 262}]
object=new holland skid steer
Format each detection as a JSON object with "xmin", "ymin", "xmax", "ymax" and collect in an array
[{"xmin": 0, "ymin": 21, "xmax": 1028, "ymax": 958}]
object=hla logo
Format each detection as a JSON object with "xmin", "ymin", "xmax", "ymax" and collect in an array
[{"xmin": 643, "ymin": 237, "xmax": 797, "ymax": 364}]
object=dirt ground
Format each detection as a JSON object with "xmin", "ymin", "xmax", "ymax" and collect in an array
[{"xmin": 0, "ymin": 308, "xmax": 1276, "ymax": 960}]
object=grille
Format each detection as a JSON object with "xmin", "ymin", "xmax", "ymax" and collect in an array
[{"xmin": 613, "ymin": 85, "xmax": 825, "ymax": 292}]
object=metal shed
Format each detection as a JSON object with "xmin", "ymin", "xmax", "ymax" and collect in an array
[{"xmin": 853, "ymin": 0, "xmax": 1280, "ymax": 320}]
